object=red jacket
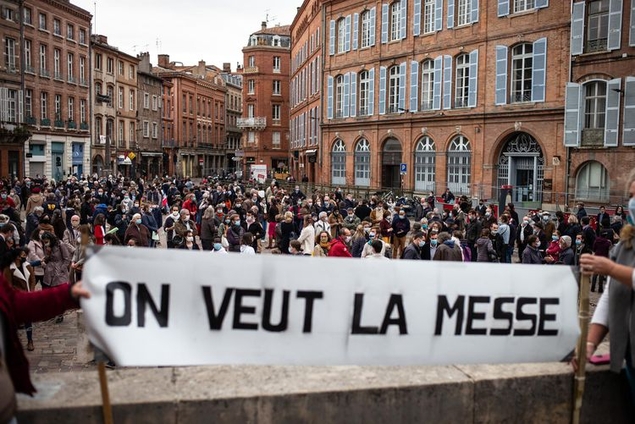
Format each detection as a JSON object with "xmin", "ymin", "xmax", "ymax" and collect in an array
[
  {"xmin": 0, "ymin": 278, "xmax": 78, "ymax": 394},
  {"xmin": 328, "ymin": 238, "xmax": 352, "ymax": 258}
]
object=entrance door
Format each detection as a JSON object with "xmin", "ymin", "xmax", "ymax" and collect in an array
[
  {"xmin": 513, "ymin": 157, "xmax": 536, "ymax": 202},
  {"xmin": 382, "ymin": 138, "xmax": 402, "ymax": 190},
  {"xmin": 382, "ymin": 165, "xmax": 400, "ymax": 189}
]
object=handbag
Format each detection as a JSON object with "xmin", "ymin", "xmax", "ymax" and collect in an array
[
  {"xmin": 151, "ymin": 231, "xmax": 160, "ymax": 241},
  {"xmin": 221, "ymin": 235, "xmax": 229, "ymax": 248}
]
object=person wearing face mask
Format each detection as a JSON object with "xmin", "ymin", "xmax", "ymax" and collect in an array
[
  {"xmin": 391, "ymin": 208, "xmax": 411, "ymax": 259},
  {"xmin": 465, "ymin": 210, "xmax": 482, "ymax": 262},
  {"xmin": 370, "ymin": 202, "xmax": 385, "ymax": 225},
  {"xmin": 246, "ymin": 211, "xmax": 264, "ymax": 253},
  {"xmin": 342, "ymin": 208, "xmax": 361, "ymax": 232},
  {"xmin": 163, "ymin": 207, "xmax": 180, "ymax": 249},
  {"xmin": 226, "ymin": 214, "xmax": 246, "ymax": 253},
  {"xmin": 211, "ymin": 236, "xmax": 228, "ymax": 254},
  {"xmin": 402, "ymin": 232, "xmax": 426, "ymax": 260},
  {"xmin": 433, "ymin": 232, "xmax": 463, "ymax": 262},
  {"xmin": 361, "ymin": 227, "xmax": 385, "ymax": 258},
  {"xmin": 591, "ymin": 230, "xmax": 613, "ymax": 292},
  {"xmin": 544, "ymin": 231, "xmax": 562, "ymax": 264},
  {"xmin": 174, "ymin": 209, "xmax": 198, "ymax": 243},
  {"xmin": 556, "ymin": 235, "xmax": 575, "ymax": 265},
  {"xmin": 488, "ymin": 223, "xmax": 506, "ymax": 262},
  {"xmin": 63, "ymin": 215, "xmax": 82, "ymax": 250},
  {"xmin": 179, "ymin": 230, "xmax": 200, "ymax": 251},
  {"xmin": 296, "ymin": 215, "xmax": 316, "ymax": 257},
  {"xmin": 521, "ymin": 235, "xmax": 544, "ymax": 264},
  {"xmin": 328, "ymin": 228, "xmax": 352, "ymax": 258},
  {"xmin": 124, "ymin": 213, "xmax": 150, "ymax": 247}
]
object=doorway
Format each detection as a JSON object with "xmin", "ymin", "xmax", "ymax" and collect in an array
[{"xmin": 382, "ymin": 138, "xmax": 402, "ymax": 189}]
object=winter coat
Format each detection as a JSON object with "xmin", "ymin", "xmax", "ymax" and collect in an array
[
  {"xmin": 43, "ymin": 243, "xmax": 71, "ymax": 287},
  {"xmin": 476, "ymin": 237, "xmax": 495, "ymax": 262},
  {"xmin": 522, "ymin": 246, "xmax": 543, "ymax": 264},
  {"xmin": 328, "ymin": 238, "xmax": 352, "ymax": 257},
  {"xmin": 433, "ymin": 240, "xmax": 463, "ymax": 262}
]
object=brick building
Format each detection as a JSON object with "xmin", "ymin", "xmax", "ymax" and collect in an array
[
  {"xmin": 317, "ymin": 0, "xmax": 571, "ymax": 209},
  {"xmin": 155, "ymin": 55, "xmax": 227, "ymax": 178},
  {"xmin": 17, "ymin": 0, "xmax": 91, "ymax": 180},
  {"xmin": 137, "ymin": 52, "xmax": 163, "ymax": 178},
  {"xmin": 90, "ymin": 34, "xmax": 139, "ymax": 177},
  {"xmin": 290, "ymin": 0, "xmax": 324, "ymax": 183},
  {"xmin": 239, "ymin": 22, "xmax": 291, "ymax": 179},
  {"xmin": 221, "ymin": 63, "xmax": 243, "ymax": 174},
  {"xmin": 565, "ymin": 0, "xmax": 635, "ymax": 207}
]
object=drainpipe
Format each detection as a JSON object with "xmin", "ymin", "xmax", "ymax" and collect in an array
[
  {"xmin": 564, "ymin": 0, "xmax": 574, "ymax": 210},
  {"xmin": 19, "ymin": 0, "xmax": 27, "ymax": 175},
  {"xmin": 319, "ymin": 1, "xmax": 327, "ymax": 169}
]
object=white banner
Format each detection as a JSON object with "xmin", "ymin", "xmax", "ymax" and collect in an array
[{"xmin": 81, "ymin": 247, "xmax": 580, "ymax": 367}]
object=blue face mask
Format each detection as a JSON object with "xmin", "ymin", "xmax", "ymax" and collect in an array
[
  {"xmin": 430, "ymin": 239, "xmax": 438, "ymax": 247},
  {"xmin": 135, "ymin": 219, "xmax": 142, "ymax": 225},
  {"xmin": 418, "ymin": 241, "xmax": 426, "ymax": 247},
  {"xmin": 213, "ymin": 243, "xmax": 222, "ymax": 251}
]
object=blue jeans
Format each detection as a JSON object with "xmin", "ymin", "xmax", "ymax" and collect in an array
[{"xmin": 505, "ymin": 245, "xmax": 513, "ymax": 263}]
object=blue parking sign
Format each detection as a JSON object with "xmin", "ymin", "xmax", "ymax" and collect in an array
[{"xmin": 400, "ymin": 163, "xmax": 407, "ymax": 174}]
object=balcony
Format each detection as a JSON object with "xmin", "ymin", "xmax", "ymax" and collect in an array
[
  {"xmin": 79, "ymin": 122, "xmax": 89, "ymax": 131},
  {"xmin": 40, "ymin": 118, "xmax": 51, "ymax": 127},
  {"xmin": 67, "ymin": 121, "xmax": 77, "ymax": 130},
  {"xmin": 585, "ymin": 39, "xmax": 607, "ymax": 54},
  {"xmin": 237, "ymin": 117, "xmax": 266, "ymax": 130},
  {"xmin": 25, "ymin": 116, "xmax": 37, "ymax": 126},
  {"xmin": 54, "ymin": 119, "xmax": 65, "ymax": 128},
  {"xmin": 243, "ymin": 66, "xmax": 259, "ymax": 74}
]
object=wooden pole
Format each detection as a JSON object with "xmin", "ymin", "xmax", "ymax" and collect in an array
[
  {"xmin": 97, "ymin": 361, "xmax": 114, "ymax": 424},
  {"xmin": 572, "ymin": 273, "xmax": 591, "ymax": 424}
]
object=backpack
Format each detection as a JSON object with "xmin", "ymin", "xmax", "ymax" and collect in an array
[{"xmin": 461, "ymin": 245, "xmax": 472, "ymax": 262}]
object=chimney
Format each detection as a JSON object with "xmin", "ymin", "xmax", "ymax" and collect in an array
[
  {"xmin": 197, "ymin": 60, "xmax": 206, "ymax": 76},
  {"xmin": 261, "ymin": 21, "xmax": 267, "ymax": 30},
  {"xmin": 158, "ymin": 54, "xmax": 170, "ymax": 68},
  {"xmin": 96, "ymin": 34, "xmax": 108, "ymax": 44},
  {"xmin": 223, "ymin": 62, "xmax": 231, "ymax": 73}
]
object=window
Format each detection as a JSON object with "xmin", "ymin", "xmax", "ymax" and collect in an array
[
  {"xmin": 152, "ymin": 122, "xmax": 158, "ymax": 139},
  {"xmin": 420, "ymin": 60, "xmax": 434, "ymax": 110},
  {"xmin": 272, "ymin": 132, "xmax": 281, "ymax": 148},
  {"xmin": 79, "ymin": 29, "xmax": 86, "ymax": 45},
  {"xmin": 106, "ymin": 85, "xmax": 114, "ymax": 107},
  {"xmin": 95, "ymin": 117, "xmax": 102, "ymax": 140},
  {"xmin": 144, "ymin": 93, "xmax": 150, "ymax": 109},
  {"xmin": 67, "ymin": 23, "xmax": 74, "ymax": 40},
  {"xmin": 457, "ymin": 0, "xmax": 472, "ymax": 26},
  {"xmin": 25, "ymin": 89, "xmax": 32, "ymax": 118},
  {"xmin": 248, "ymin": 56, "xmax": 255, "ymax": 67},
  {"xmin": 40, "ymin": 92, "xmax": 48, "ymax": 119},
  {"xmin": 388, "ymin": 66, "xmax": 400, "ymax": 113},
  {"xmin": 67, "ymin": 53, "xmax": 74, "ymax": 82},
  {"xmin": 331, "ymin": 139, "xmax": 346, "ymax": 185},
  {"xmin": 390, "ymin": 1, "xmax": 402, "ymax": 41},
  {"xmin": 118, "ymin": 86, "xmax": 124, "ymax": 109},
  {"xmin": 95, "ymin": 82, "xmax": 102, "ymax": 94},
  {"xmin": 359, "ymin": 70, "xmax": 371, "ymax": 115},
  {"xmin": 143, "ymin": 120, "xmax": 149, "ymax": 137},
  {"xmin": 414, "ymin": 137, "xmax": 436, "ymax": 192},
  {"xmin": 53, "ymin": 49, "xmax": 61, "ymax": 79},
  {"xmin": 68, "ymin": 97, "xmax": 74, "ymax": 122},
  {"xmin": 118, "ymin": 120, "xmax": 124, "ymax": 145},
  {"xmin": 5, "ymin": 90, "xmax": 17, "ymax": 122},
  {"xmin": 586, "ymin": 0, "xmax": 609, "ymax": 52},
  {"xmin": 335, "ymin": 75, "xmax": 345, "ymax": 118},
  {"xmin": 337, "ymin": 18, "xmax": 346, "ymax": 53},
  {"xmin": 247, "ymin": 131, "xmax": 255, "ymax": 143},
  {"xmin": 423, "ymin": 0, "xmax": 436, "ymax": 34},
  {"xmin": 3, "ymin": 7, "xmax": 14, "ymax": 21},
  {"xmin": 514, "ymin": 0, "xmax": 535, "ymax": 13},
  {"xmin": 273, "ymin": 56, "xmax": 280, "ymax": 71},
  {"xmin": 39, "ymin": 44, "xmax": 48, "ymax": 75},
  {"xmin": 129, "ymin": 65, "xmax": 135, "ymax": 79},
  {"xmin": 80, "ymin": 99, "xmax": 86, "ymax": 123},
  {"xmin": 454, "ymin": 54, "xmax": 469, "ymax": 108},
  {"xmin": 354, "ymin": 139, "xmax": 371, "ymax": 186},
  {"xmin": 79, "ymin": 56, "xmax": 86, "ymax": 84},
  {"xmin": 118, "ymin": 61, "xmax": 124, "ymax": 75},
  {"xmin": 54, "ymin": 94, "xmax": 62, "ymax": 120},
  {"xmin": 129, "ymin": 122, "xmax": 135, "ymax": 141},
  {"xmin": 106, "ymin": 57, "xmax": 114, "ymax": 74},
  {"xmin": 248, "ymin": 79, "xmax": 255, "ymax": 94},
  {"xmin": 23, "ymin": 7, "xmax": 32, "ymax": 25},
  {"xmin": 447, "ymin": 136, "xmax": 471, "ymax": 194},
  {"xmin": 22, "ymin": 40, "xmax": 33, "ymax": 73},
  {"xmin": 584, "ymin": 81, "xmax": 607, "ymax": 130},
  {"xmin": 273, "ymin": 80, "xmax": 281, "ymax": 95},
  {"xmin": 38, "ymin": 13, "xmax": 46, "ymax": 30},
  {"xmin": 247, "ymin": 104, "xmax": 255, "ymax": 118},
  {"xmin": 95, "ymin": 53, "xmax": 102, "ymax": 70},
  {"xmin": 576, "ymin": 161, "xmax": 609, "ymax": 202},
  {"xmin": 4, "ymin": 37, "xmax": 16, "ymax": 71},
  {"xmin": 361, "ymin": 10, "xmax": 372, "ymax": 48},
  {"xmin": 272, "ymin": 104, "xmax": 281, "ymax": 121},
  {"xmin": 152, "ymin": 95, "xmax": 158, "ymax": 111},
  {"xmin": 53, "ymin": 18, "xmax": 61, "ymax": 36},
  {"xmin": 510, "ymin": 44, "xmax": 533, "ymax": 103}
]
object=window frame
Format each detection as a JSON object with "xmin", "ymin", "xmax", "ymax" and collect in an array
[
  {"xmin": 454, "ymin": 54, "xmax": 470, "ymax": 108},
  {"xmin": 510, "ymin": 43, "xmax": 533, "ymax": 103}
]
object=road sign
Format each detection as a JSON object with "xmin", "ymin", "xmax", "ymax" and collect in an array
[
  {"xmin": 400, "ymin": 163, "xmax": 407, "ymax": 174},
  {"xmin": 128, "ymin": 152, "xmax": 136, "ymax": 160}
]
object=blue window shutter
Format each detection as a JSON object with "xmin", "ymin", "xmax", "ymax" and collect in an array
[
  {"xmin": 447, "ymin": 0, "xmax": 454, "ymax": 29},
  {"xmin": 495, "ymin": 46, "xmax": 508, "ymax": 105},
  {"xmin": 399, "ymin": 62, "xmax": 407, "ymax": 111},
  {"xmin": 327, "ymin": 76, "xmax": 334, "ymax": 119},
  {"xmin": 345, "ymin": 15, "xmax": 352, "ymax": 52},
  {"xmin": 343, "ymin": 73, "xmax": 351, "ymax": 118},
  {"xmin": 401, "ymin": 0, "xmax": 408, "ymax": 39},
  {"xmin": 435, "ymin": 0, "xmax": 443, "ymax": 31},
  {"xmin": 379, "ymin": 66, "xmax": 387, "ymax": 115},
  {"xmin": 536, "ymin": 0, "xmax": 548, "ymax": 8},
  {"xmin": 631, "ymin": 2, "xmax": 635, "ymax": 46},
  {"xmin": 352, "ymin": 13, "xmax": 359, "ymax": 50},
  {"xmin": 350, "ymin": 72, "xmax": 357, "ymax": 117},
  {"xmin": 468, "ymin": 49, "xmax": 478, "ymax": 108},
  {"xmin": 605, "ymin": 78, "xmax": 621, "ymax": 147},
  {"xmin": 624, "ymin": 77, "xmax": 635, "ymax": 145},
  {"xmin": 571, "ymin": 2, "xmax": 585, "ymax": 56},
  {"xmin": 564, "ymin": 83, "xmax": 581, "ymax": 147},
  {"xmin": 607, "ymin": 0, "xmax": 623, "ymax": 51},
  {"xmin": 381, "ymin": 4, "xmax": 389, "ymax": 44},
  {"xmin": 433, "ymin": 56, "xmax": 442, "ymax": 110},
  {"xmin": 471, "ymin": 0, "xmax": 479, "ymax": 23},
  {"xmin": 498, "ymin": 0, "xmax": 509, "ymax": 17},
  {"xmin": 329, "ymin": 20, "xmax": 336, "ymax": 56},
  {"xmin": 410, "ymin": 61, "xmax": 419, "ymax": 112},
  {"xmin": 443, "ymin": 55, "xmax": 452, "ymax": 109},
  {"xmin": 414, "ymin": 0, "xmax": 422, "ymax": 36},
  {"xmin": 369, "ymin": 68, "xmax": 376, "ymax": 115},
  {"xmin": 370, "ymin": 7, "xmax": 377, "ymax": 46},
  {"xmin": 532, "ymin": 38, "xmax": 547, "ymax": 102}
]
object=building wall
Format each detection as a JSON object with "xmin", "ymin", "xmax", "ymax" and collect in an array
[
  {"xmin": 21, "ymin": 0, "xmax": 91, "ymax": 180},
  {"xmin": 319, "ymin": 0, "xmax": 570, "ymax": 207},
  {"xmin": 567, "ymin": 0, "xmax": 635, "ymax": 207},
  {"xmin": 137, "ymin": 53, "xmax": 163, "ymax": 178},
  {"xmin": 222, "ymin": 67, "xmax": 243, "ymax": 173}
]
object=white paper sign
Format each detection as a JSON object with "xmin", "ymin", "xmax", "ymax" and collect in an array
[{"xmin": 81, "ymin": 247, "xmax": 580, "ymax": 367}]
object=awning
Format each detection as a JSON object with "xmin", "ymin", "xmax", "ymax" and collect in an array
[
  {"xmin": 141, "ymin": 152, "xmax": 163, "ymax": 157},
  {"xmin": 305, "ymin": 149, "xmax": 317, "ymax": 155}
]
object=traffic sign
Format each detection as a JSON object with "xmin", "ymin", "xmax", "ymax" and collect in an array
[{"xmin": 400, "ymin": 163, "xmax": 407, "ymax": 174}]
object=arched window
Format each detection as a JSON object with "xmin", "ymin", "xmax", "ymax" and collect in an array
[
  {"xmin": 576, "ymin": 161, "xmax": 610, "ymax": 202},
  {"xmin": 511, "ymin": 43, "xmax": 533, "ymax": 103},
  {"xmin": 414, "ymin": 137, "xmax": 436, "ymax": 192},
  {"xmin": 447, "ymin": 136, "xmax": 471, "ymax": 195},
  {"xmin": 354, "ymin": 139, "xmax": 371, "ymax": 186},
  {"xmin": 331, "ymin": 139, "xmax": 346, "ymax": 185},
  {"xmin": 420, "ymin": 60, "xmax": 434, "ymax": 111}
]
